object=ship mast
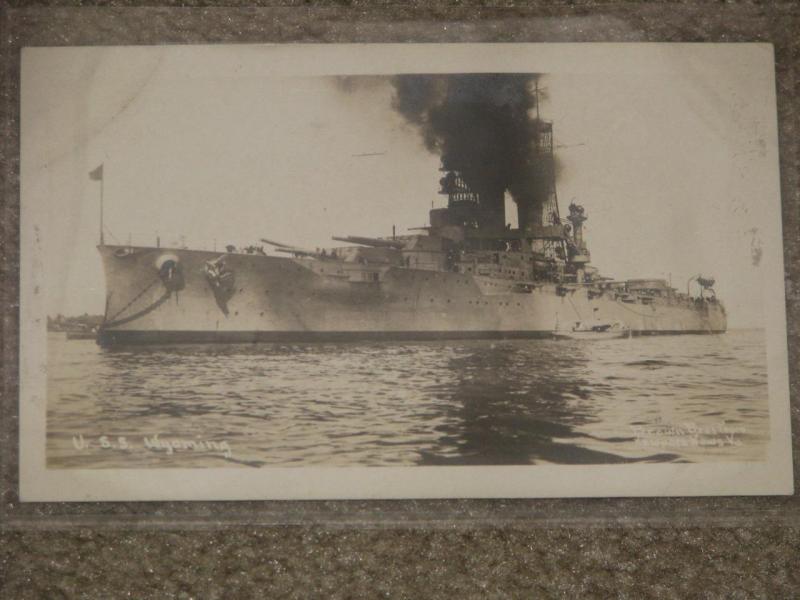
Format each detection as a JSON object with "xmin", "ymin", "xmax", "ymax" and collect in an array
[
  {"xmin": 531, "ymin": 80, "xmax": 565, "ymax": 261},
  {"xmin": 89, "ymin": 163, "xmax": 105, "ymax": 246}
]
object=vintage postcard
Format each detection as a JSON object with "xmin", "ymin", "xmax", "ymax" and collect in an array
[{"xmin": 19, "ymin": 43, "xmax": 792, "ymax": 501}]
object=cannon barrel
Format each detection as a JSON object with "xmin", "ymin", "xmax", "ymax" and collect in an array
[{"xmin": 332, "ymin": 236, "xmax": 405, "ymax": 249}]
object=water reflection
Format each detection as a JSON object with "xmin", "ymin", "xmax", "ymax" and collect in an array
[
  {"xmin": 417, "ymin": 341, "xmax": 676, "ymax": 465},
  {"xmin": 46, "ymin": 331, "xmax": 769, "ymax": 468}
]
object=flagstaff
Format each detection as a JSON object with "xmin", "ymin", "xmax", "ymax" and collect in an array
[{"xmin": 89, "ymin": 164, "xmax": 104, "ymax": 245}]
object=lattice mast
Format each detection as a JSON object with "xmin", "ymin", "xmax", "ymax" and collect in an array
[{"xmin": 529, "ymin": 79, "xmax": 569, "ymax": 261}]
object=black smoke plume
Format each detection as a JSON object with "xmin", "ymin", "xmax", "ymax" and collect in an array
[{"xmin": 390, "ymin": 74, "xmax": 551, "ymax": 227}]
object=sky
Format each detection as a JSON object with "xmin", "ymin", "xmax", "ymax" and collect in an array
[{"xmin": 21, "ymin": 44, "xmax": 782, "ymax": 328}]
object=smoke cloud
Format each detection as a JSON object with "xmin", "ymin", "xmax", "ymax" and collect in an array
[{"xmin": 389, "ymin": 74, "xmax": 552, "ymax": 226}]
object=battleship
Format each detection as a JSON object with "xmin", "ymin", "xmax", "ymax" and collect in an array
[
  {"xmin": 95, "ymin": 149, "xmax": 726, "ymax": 346},
  {"xmin": 95, "ymin": 78, "xmax": 726, "ymax": 346}
]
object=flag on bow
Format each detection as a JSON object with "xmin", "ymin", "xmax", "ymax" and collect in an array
[{"xmin": 89, "ymin": 164, "xmax": 103, "ymax": 181}]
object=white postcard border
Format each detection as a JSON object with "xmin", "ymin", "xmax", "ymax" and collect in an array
[{"xmin": 19, "ymin": 43, "xmax": 793, "ymax": 501}]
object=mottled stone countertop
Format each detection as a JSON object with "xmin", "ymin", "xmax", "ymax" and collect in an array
[{"xmin": 1, "ymin": 2, "xmax": 799, "ymax": 597}]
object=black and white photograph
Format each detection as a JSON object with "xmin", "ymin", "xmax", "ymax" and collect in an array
[{"xmin": 19, "ymin": 43, "xmax": 792, "ymax": 500}]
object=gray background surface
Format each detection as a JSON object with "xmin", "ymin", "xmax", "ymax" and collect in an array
[{"xmin": 1, "ymin": 2, "xmax": 799, "ymax": 597}]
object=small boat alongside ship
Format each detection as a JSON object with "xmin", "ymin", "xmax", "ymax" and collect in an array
[{"xmin": 552, "ymin": 320, "xmax": 631, "ymax": 341}]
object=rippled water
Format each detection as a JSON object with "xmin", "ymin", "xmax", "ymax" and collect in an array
[{"xmin": 46, "ymin": 330, "xmax": 770, "ymax": 468}]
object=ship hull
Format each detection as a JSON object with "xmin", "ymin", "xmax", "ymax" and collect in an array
[{"xmin": 97, "ymin": 245, "xmax": 727, "ymax": 346}]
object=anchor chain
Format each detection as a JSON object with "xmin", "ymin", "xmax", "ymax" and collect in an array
[{"xmin": 103, "ymin": 276, "xmax": 163, "ymax": 326}]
